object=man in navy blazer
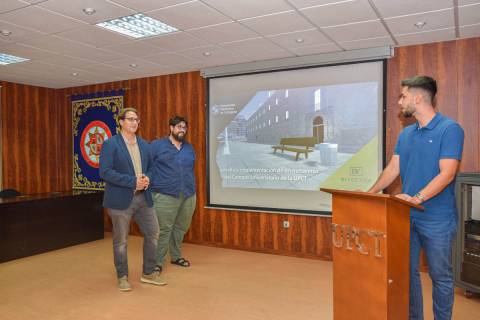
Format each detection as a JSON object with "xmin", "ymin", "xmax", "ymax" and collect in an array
[{"xmin": 99, "ymin": 107, "xmax": 166, "ymax": 291}]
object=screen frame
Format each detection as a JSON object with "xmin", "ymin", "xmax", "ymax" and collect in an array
[{"xmin": 205, "ymin": 59, "xmax": 387, "ymax": 216}]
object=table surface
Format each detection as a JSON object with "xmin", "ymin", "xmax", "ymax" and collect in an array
[{"xmin": 0, "ymin": 190, "xmax": 102, "ymax": 205}]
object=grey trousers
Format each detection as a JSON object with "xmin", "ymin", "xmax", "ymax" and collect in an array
[
  {"xmin": 152, "ymin": 192, "xmax": 196, "ymax": 266},
  {"xmin": 107, "ymin": 193, "xmax": 159, "ymax": 278}
]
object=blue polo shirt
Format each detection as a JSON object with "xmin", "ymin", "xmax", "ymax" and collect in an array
[
  {"xmin": 150, "ymin": 137, "xmax": 196, "ymax": 198},
  {"xmin": 394, "ymin": 113, "xmax": 464, "ymax": 221}
]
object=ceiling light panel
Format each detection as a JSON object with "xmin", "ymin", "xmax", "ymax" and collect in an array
[
  {"xmin": 96, "ymin": 13, "xmax": 178, "ymax": 39},
  {"xmin": 0, "ymin": 52, "xmax": 30, "ymax": 65}
]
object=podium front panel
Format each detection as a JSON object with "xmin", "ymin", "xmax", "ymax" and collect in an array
[{"xmin": 332, "ymin": 194, "xmax": 389, "ymax": 320}]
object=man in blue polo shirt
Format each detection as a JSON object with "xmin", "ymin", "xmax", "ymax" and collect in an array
[
  {"xmin": 150, "ymin": 116, "xmax": 196, "ymax": 271},
  {"xmin": 368, "ymin": 75, "xmax": 464, "ymax": 320}
]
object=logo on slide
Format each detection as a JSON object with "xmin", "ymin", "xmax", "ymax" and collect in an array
[
  {"xmin": 211, "ymin": 105, "xmax": 220, "ymax": 115},
  {"xmin": 80, "ymin": 121, "xmax": 112, "ymax": 168}
]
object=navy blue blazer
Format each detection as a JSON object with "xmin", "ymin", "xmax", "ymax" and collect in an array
[{"xmin": 99, "ymin": 134, "xmax": 153, "ymax": 210}]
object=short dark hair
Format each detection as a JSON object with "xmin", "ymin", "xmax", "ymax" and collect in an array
[
  {"xmin": 169, "ymin": 116, "xmax": 188, "ymax": 127},
  {"xmin": 118, "ymin": 107, "xmax": 138, "ymax": 120},
  {"xmin": 401, "ymin": 75, "xmax": 437, "ymax": 103}
]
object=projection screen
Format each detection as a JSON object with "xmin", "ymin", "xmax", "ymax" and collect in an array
[{"xmin": 207, "ymin": 60, "xmax": 385, "ymax": 215}]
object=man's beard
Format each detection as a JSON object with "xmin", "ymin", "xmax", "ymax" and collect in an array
[
  {"xmin": 402, "ymin": 103, "xmax": 415, "ymax": 118},
  {"xmin": 402, "ymin": 110, "xmax": 414, "ymax": 118},
  {"xmin": 172, "ymin": 132, "xmax": 185, "ymax": 142}
]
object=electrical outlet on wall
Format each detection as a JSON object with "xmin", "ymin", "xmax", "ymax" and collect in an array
[{"xmin": 283, "ymin": 220, "xmax": 290, "ymax": 228}]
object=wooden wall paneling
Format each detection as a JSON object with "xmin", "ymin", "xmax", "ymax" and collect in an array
[
  {"xmin": 30, "ymin": 87, "xmax": 38, "ymax": 192},
  {"xmin": 202, "ymin": 206, "xmax": 213, "ymax": 243},
  {"xmin": 263, "ymin": 213, "xmax": 274, "ymax": 250},
  {"xmin": 0, "ymin": 82, "xmax": 4, "ymax": 188},
  {"xmin": 3, "ymin": 37, "xmax": 479, "ymax": 261},
  {"xmin": 416, "ymin": 42, "xmax": 437, "ymax": 76},
  {"xmin": 240, "ymin": 211, "xmax": 250, "ymax": 248},
  {"xmin": 219, "ymin": 210, "xmax": 228, "ymax": 245},
  {"xmin": 271, "ymin": 214, "xmax": 279, "ymax": 251},
  {"xmin": 276, "ymin": 214, "xmax": 289, "ymax": 253},
  {"xmin": 4, "ymin": 82, "xmax": 22, "ymax": 190},
  {"xmin": 1, "ymin": 82, "xmax": 58, "ymax": 194},
  {"xmin": 249, "ymin": 213, "xmax": 260, "ymax": 249},
  {"xmin": 304, "ymin": 215, "xmax": 316, "ymax": 255},
  {"xmin": 260, "ymin": 214, "xmax": 268, "ymax": 249},
  {"xmin": 385, "ymin": 46, "xmax": 400, "ymax": 161},
  {"xmin": 457, "ymin": 38, "xmax": 480, "ymax": 172},
  {"xmin": 397, "ymin": 45, "xmax": 419, "ymax": 132},
  {"xmin": 55, "ymin": 85, "xmax": 72, "ymax": 191},
  {"xmin": 299, "ymin": 216, "xmax": 308, "ymax": 253},
  {"xmin": 220, "ymin": 210, "xmax": 231, "ymax": 247},
  {"xmin": 436, "ymin": 41, "xmax": 458, "ymax": 119},
  {"xmin": 290, "ymin": 215, "xmax": 303, "ymax": 253},
  {"xmin": 319, "ymin": 217, "xmax": 332, "ymax": 259},
  {"xmin": 246, "ymin": 213, "xmax": 254, "ymax": 249},
  {"xmin": 213, "ymin": 210, "xmax": 223, "ymax": 244}
]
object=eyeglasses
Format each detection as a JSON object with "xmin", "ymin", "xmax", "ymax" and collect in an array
[
  {"xmin": 124, "ymin": 117, "xmax": 140, "ymax": 123},
  {"xmin": 175, "ymin": 124, "xmax": 187, "ymax": 130}
]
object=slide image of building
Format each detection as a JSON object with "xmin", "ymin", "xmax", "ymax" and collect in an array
[{"xmin": 215, "ymin": 83, "xmax": 379, "ymax": 191}]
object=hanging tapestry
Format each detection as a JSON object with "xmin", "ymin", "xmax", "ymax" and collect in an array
[{"xmin": 72, "ymin": 89, "xmax": 124, "ymax": 190}]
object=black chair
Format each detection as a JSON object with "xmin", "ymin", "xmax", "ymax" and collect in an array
[{"xmin": 0, "ymin": 189, "xmax": 22, "ymax": 198}]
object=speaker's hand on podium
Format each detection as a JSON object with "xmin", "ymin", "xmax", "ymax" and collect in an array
[{"xmin": 395, "ymin": 193, "xmax": 422, "ymax": 205}]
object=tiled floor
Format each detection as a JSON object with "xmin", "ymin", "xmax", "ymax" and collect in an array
[{"xmin": 0, "ymin": 234, "xmax": 479, "ymax": 319}]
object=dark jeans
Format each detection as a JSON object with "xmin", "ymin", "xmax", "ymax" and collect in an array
[
  {"xmin": 409, "ymin": 214, "xmax": 457, "ymax": 320},
  {"xmin": 108, "ymin": 193, "xmax": 159, "ymax": 278}
]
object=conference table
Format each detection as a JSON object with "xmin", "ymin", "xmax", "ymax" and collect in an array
[{"xmin": 0, "ymin": 190, "xmax": 104, "ymax": 263}]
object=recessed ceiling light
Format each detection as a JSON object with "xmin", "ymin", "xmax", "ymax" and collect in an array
[
  {"xmin": 82, "ymin": 8, "xmax": 96, "ymax": 15},
  {"xmin": 203, "ymin": 52, "xmax": 211, "ymax": 57},
  {"xmin": 129, "ymin": 63, "xmax": 138, "ymax": 68},
  {"xmin": 414, "ymin": 21, "xmax": 426, "ymax": 29},
  {"xmin": 96, "ymin": 13, "xmax": 178, "ymax": 39},
  {"xmin": 295, "ymin": 38, "xmax": 304, "ymax": 43},
  {"xmin": 0, "ymin": 52, "xmax": 29, "ymax": 65},
  {"xmin": 71, "ymin": 72, "xmax": 79, "ymax": 76},
  {"xmin": 1, "ymin": 30, "xmax": 12, "ymax": 36}
]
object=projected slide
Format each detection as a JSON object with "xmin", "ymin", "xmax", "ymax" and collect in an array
[
  {"xmin": 208, "ymin": 61, "xmax": 384, "ymax": 213},
  {"xmin": 214, "ymin": 82, "xmax": 378, "ymax": 191}
]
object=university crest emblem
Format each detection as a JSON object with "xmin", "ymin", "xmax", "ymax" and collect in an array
[
  {"xmin": 80, "ymin": 121, "xmax": 112, "ymax": 168},
  {"xmin": 72, "ymin": 89, "xmax": 124, "ymax": 190}
]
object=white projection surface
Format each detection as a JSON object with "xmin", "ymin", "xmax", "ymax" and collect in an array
[{"xmin": 207, "ymin": 61, "xmax": 384, "ymax": 214}]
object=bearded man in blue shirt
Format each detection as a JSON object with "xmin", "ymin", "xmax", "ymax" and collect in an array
[
  {"xmin": 150, "ymin": 116, "xmax": 196, "ymax": 272},
  {"xmin": 368, "ymin": 76, "xmax": 464, "ymax": 320}
]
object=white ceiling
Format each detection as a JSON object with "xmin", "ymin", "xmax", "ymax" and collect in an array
[{"xmin": 0, "ymin": 0, "xmax": 479, "ymax": 88}]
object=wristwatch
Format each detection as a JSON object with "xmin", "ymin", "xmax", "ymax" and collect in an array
[{"xmin": 414, "ymin": 192, "xmax": 425, "ymax": 202}]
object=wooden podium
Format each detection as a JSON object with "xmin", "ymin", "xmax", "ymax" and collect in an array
[{"xmin": 321, "ymin": 188, "xmax": 423, "ymax": 320}]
